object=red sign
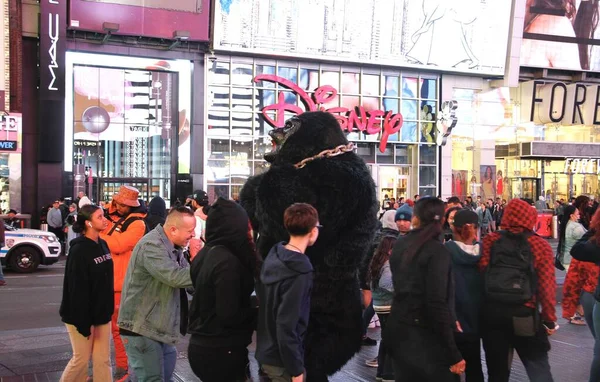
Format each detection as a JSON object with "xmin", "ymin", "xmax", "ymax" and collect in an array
[{"xmin": 254, "ymin": 74, "xmax": 403, "ymax": 153}]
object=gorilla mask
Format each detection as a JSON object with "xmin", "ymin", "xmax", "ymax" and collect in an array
[{"xmin": 265, "ymin": 116, "xmax": 301, "ymax": 163}]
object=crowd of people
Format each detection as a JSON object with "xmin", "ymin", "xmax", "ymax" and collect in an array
[{"xmin": 52, "ymin": 184, "xmax": 600, "ymax": 382}]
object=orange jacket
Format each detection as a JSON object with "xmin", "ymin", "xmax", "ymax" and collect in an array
[{"xmin": 100, "ymin": 204, "xmax": 147, "ymax": 292}]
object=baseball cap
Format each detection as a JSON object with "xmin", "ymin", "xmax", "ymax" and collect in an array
[
  {"xmin": 453, "ymin": 209, "xmax": 479, "ymax": 227},
  {"xmin": 188, "ymin": 190, "xmax": 209, "ymax": 207}
]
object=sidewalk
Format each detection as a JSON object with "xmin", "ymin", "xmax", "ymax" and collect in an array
[{"xmin": 0, "ymin": 305, "xmax": 594, "ymax": 382}]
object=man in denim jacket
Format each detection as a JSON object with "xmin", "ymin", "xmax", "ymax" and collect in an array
[{"xmin": 118, "ymin": 207, "xmax": 195, "ymax": 381}]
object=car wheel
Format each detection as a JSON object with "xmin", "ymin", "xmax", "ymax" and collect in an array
[{"xmin": 8, "ymin": 246, "xmax": 41, "ymax": 273}]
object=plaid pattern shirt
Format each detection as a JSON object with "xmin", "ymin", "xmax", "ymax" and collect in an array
[
  {"xmin": 479, "ymin": 199, "xmax": 557, "ymax": 322},
  {"xmin": 562, "ymin": 258, "xmax": 599, "ymax": 318}
]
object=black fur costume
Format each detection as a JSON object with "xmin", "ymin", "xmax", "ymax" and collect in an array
[{"xmin": 240, "ymin": 111, "xmax": 378, "ymax": 381}]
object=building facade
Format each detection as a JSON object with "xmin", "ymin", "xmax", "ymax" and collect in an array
[
  {"xmin": 210, "ymin": 0, "xmax": 513, "ymax": 203},
  {"xmin": 446, "ymin": 0, "xmax": 600, "ymax": 206}
]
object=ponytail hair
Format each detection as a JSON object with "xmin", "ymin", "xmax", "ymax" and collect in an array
[
  {"xmin": 402, "ymin": 197, "xmax": 445, "ymax": 265},
  {"xmin": 72, "ymin": 204, "xmax": 101, "ymax": 234}
]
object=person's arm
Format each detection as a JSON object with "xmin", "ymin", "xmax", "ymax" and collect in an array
[
  {"xmin": 571, "ymin": 231, "xmax": 600, "ymax": 264},
  {"xmin": 276, "ymin": 274, "xmax": 311, "ymax": 377},
  {"xmin": 141, "ymin": 241, "xmax": 193, "ymax": 288},
  {"xmin": 213, "ymin": 255, "xmax": 252, "ymax": 327},
  {"xmin": 100, "ymin": 220, "xmax": 145, "ymax": 255},
  {"xmin": 64, "ymin": 252, "xmax": 93, "ymax": 337},
  {"xmin": 531, "ymin": 237, "xmax": 557, "ymax": 322},
  {"xmin": 425, "ymin": 249, "xmax": 463, "ymax": 365}
]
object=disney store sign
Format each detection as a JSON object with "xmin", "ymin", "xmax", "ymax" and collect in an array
[{"xmin": 255, "ymin": 74, "xmax": 403, "ymax": 153}]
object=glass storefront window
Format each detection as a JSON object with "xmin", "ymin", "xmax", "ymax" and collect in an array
[
  {"xmin": 420, "ymin": 145, "xmax": 436, "ymax": 165},
  {"xmin": 72, "ymin": 65, "xmax": 177, "ymax": 205},
  {"xmin": 206, "ymin": 57, "xmax": 439, "ymax": 198}
]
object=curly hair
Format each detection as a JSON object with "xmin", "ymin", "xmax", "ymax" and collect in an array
[
  {"xmin": 367, "ymin": 235, "xmax": 397, "ymax": 287},
  {"xmin": 589, "ymin": 208, "xmax": 600, "ymax": 245}
]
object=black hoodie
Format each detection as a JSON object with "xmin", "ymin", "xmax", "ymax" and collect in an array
[
  {"xmin": 188, "ymin": 198, "xmax": 257, "ymax": 347},
  {"xmin": 145, "ymin": 196, "xmax": 166, "ymax": 232},
  {"xmin": 59, "ymin": 236, "xmax": 114, "ymax": 337},
  {"xmin": 256, "ymin": 243, "xmax": 313, "ymax": 377}
]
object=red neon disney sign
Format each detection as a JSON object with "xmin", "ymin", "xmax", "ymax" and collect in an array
[{"xmin": 254, "ymin": 74, "xmax": 403, "ymax": 153}]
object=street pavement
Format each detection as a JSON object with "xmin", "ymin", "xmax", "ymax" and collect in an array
[{"xmin": 0, "ymin": 240, "xmax": 593, "ymax": 382}]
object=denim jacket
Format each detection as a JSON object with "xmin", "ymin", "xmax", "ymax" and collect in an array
[{"xmin": 117, "ymin": 225, "xmax": 193, "ymax": 345}]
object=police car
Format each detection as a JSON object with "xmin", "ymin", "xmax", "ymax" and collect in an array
[{"xmin": 0, "ymin": 225, "xmax": 62, "ymax": 273}]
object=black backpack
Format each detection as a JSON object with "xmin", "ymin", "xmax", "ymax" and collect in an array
[{"xmin": 484, "ymin": 231, "xmax": 537, "ymax": 304}]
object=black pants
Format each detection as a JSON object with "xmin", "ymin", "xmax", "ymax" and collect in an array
[
  {"xmin": 377, "ymin": 313, "xmax": 394, "ymax": 379},
  {"xmin": 481, "ymin": 306, "xmax": 553, "ymax": 382},
  {"xmin": 455, "ymin": 334, "xmax": 484, "ymax": 382},
  {"xmin": 387, "ymin": 321, "xmax": 459, "ymax": 382},
  {"xmin": 188, "ymin": 343, "xmax": 249, "ymax": 382},
  {"xmin": 49, "ymin": 226, "xmax": 64, "ymax": 243}
]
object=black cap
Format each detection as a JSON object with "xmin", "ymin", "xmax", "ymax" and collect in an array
[
  {"xmin": 188, "ymin": 190, "xmax": 209, "ymax": 207},
  {"xmin": 453, "ymin": 209, "xmax": 479, "ymax": 227}
]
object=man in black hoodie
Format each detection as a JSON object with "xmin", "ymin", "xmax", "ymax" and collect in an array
[{"xmin": 256, "ymin": 203, "xmax": 319, "ymax": 382}]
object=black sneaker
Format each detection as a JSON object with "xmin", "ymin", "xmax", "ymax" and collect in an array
[{"xmin": 361, "ymin": 336, "xmax": 377, "ymax": 346}]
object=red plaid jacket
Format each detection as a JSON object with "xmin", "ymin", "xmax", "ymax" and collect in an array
[
  {"xmin": 562, "ymin": 258, "xmax": 599, "ymax": 318},
  {"xmin": 479, "ymin": 199, "xmax": 557, "ymax": 322}
]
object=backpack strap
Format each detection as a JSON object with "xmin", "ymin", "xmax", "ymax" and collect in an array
[{"xmin": 107, "ymin": 216, "xmax": 145, "ymax": 235}]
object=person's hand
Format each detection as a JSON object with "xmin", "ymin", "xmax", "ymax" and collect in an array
[
  {"xmin": 455, "ymin": 321, "xmax": 463, "ymax": 333},
  {"xmin": 543, "ymin": 321, "xmax": 559, "ymax": 336},
  {"xmin": 449, "ymin": 359, "xmax": 466, "ymax": 375},
  {"xmin": 292, "ymin": 373, "xmax": 305, "ymax": 382}
]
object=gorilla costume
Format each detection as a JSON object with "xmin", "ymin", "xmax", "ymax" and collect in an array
[{"xmin": 240, "ymin": 111, "xmax": 378, "ymax": 380}]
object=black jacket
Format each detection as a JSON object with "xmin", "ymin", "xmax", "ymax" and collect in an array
[
  {"xmin": 188, "ymin": 198, "xmax": 257, "ymax": 347},
  {"xmin": 145, "ymin": 196, "xmax": 166, "ymax": 232},
  {"xmin": 59, "ymin": 236, "xmax": 114, "ymax": 337},
  {"xmin": 445, "ymin": 240, "xmax": 483, "ymax": 336},
  {"xmin": 256, "ymin": 243, "xmax": 313, "ymax": 376},
  {"xmin": 388, "ymin": 228, "xmax": 462, "ymax": 365}
]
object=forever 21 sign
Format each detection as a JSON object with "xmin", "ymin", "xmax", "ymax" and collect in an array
[{"xmin": 40, "ymin": 0, "xmax": 66, "ymax": 100}]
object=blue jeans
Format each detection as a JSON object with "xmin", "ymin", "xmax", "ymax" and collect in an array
[
  {"xmin": 590, "ymin": 301, "xmax": 600, "ymax": 382},
  {"xmin": 0, "ymin": 261, "xmax": 5, "ymax": 281},
  {"xmin": 581, "ymin": 291, "xmax": 596, "ymax": 338},
  {"xmin": 122, "ymin": 335, "xmax": 177, "ymax": 382}
]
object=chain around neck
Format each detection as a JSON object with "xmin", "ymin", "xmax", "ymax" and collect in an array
[{"xmin": 293, "ymin": 142, "xmax": 355, "ymax": 169}]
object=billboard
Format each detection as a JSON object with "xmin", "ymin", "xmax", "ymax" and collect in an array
[
  {"xmin": 69, "ymin": 0, "xmax": 210, "ymax": 41},
  {"xmin": 213, "ymin": 0, "xmax": 512, "ymax": 75},
  {"xmin": 520, "ymin": 0, "xmax": 600, "ymax": 71}
]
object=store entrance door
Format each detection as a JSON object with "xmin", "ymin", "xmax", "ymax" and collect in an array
[
  {"xmin": 97, "ymin": 179, "xmax": 149, "ymax": 207},
  {"xmin": 376, "ymin": 166, "xmax": 411, "ymax": 208}
]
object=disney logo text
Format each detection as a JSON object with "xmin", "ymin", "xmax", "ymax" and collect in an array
[{"xmin": 254, "ymin": 74, "xmax": 404, "ymax": 153}]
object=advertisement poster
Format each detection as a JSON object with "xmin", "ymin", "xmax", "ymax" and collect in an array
[
  {"xmin": 521, "ymin": 1, "xmax": 600, "ymax": 71},
  {"xmin": 452, "ymin": 170, "xmax": 468, "ymax": 201},
  {"xmin": 82, "ymin": 0, "xmax": 202, "ymax": 12},
  {"xmin": 213, "ymin": 0, "xmax": 511, "ymax": 75},
  {"xmin": 66, "ymin": 52, "xmax": 192, "ymax": 173},
  {"xmin": 70, "ymin": 0, "xmax": 209, "ymax": 41},
  {"xmin": 480, "ymin": 165, "xmax": 496, "ymax": 200}
]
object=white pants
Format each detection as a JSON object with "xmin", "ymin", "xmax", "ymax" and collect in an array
[{"xmin": 60, "ymin": 323, "xmax": 113, "ymax": 382}]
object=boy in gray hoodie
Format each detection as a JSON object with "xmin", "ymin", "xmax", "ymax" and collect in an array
[{"xmin": 256, "ymin": 203, "xmax": 320, "ymax": 382}]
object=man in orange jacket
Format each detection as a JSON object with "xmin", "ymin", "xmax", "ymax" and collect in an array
[{"xmin": 100, "ymin": 185, "xmax": 147, "ymax": 381}]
